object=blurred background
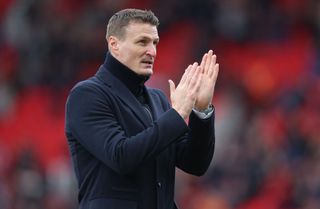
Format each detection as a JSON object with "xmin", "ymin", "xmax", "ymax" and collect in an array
[{"xmin": 0, "ymin": 0, "xmax": 320, "ymax": 209}]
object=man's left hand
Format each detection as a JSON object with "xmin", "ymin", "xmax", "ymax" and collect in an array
[{"xmin": 194, "ymin": 50, "xmax": 219, "ymax": 111}]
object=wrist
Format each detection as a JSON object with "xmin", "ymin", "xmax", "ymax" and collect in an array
[
  {"xmin": 172, "ymin": 106, "xmax": 188, "ymax": 120},
  {"xmin": 194, "ymin": 103, "xmax": 212, "ymax": 112},
  {"xmin": 192, "ymin": 104, "xmax": 214, "ymax": 119}
]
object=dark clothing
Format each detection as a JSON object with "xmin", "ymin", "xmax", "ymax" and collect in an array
[{"xmin": 65, "ymin": 53, "xmax": 215, "ymax": 209}]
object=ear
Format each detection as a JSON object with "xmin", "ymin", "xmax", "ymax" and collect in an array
[{"xmin": 107, "ymin": 36, "xmax": 120, "ymax": 56}]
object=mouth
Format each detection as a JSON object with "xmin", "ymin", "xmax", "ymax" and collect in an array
[{"xmin": 141, "ymin": 60, "xmax": 154, "ymax": 67}]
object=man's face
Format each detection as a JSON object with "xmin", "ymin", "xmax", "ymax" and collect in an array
[{"xmin": 111, "ymin": 22, "xmax": 159, "ymax": 76}]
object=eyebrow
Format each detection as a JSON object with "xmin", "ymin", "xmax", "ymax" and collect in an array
[{"xmin": 136, "ymin": 35, "xmax": 159, "ymax": 41}]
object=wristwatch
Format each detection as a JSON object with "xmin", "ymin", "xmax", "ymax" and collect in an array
[{"xmin": 193, "ymin": 104, "xmax": 214, "ymax": 119}]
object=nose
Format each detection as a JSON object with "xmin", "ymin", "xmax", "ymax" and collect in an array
[{"xmin": 146, "ymin": 44, "xmax": 157, "ymax": 57}]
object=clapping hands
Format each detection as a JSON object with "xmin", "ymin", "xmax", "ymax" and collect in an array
[{"xmin": 169, "ymin": 50, "xmax": 219, "ymax": 119}]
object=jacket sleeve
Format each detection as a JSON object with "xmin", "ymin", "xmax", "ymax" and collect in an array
[
  {"xmin": 65, "ymin": 82, "xmax": 189, "ymax": 175},
  {"xmin": 175, "ymin": 110, "xmax": 215, "ymax": 176},
  {"xmin": 153, "ymin": 89, "xmax": 215, "ymax": 176}
]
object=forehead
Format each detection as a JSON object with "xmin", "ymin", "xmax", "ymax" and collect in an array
[{"xmin": 124, "ymin": 22, "xmax": 159, "ymax": 40}]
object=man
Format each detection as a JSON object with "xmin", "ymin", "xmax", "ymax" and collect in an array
[{"xmin": 65, "ymin": 8, "xmax": 219, "ymax": 209}]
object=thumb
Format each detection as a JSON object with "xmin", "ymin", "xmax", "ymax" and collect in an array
[{"xmin": 168, "ymin": 80, "xmax": 175, "ymax": 94}]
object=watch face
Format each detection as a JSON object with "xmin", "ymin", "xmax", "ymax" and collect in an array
[{"xmin": 204, "ymin": 105, "xmax": 214, "ymax": 114}]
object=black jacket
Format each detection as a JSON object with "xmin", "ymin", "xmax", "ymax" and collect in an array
[{"xmin": 65, "ymin": 53, "xmax": 215, "ymax": 209}]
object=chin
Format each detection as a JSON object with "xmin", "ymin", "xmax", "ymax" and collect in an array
[{"xmin": 140, "ymin": 69, "xmax": 153, "ymax": 76}]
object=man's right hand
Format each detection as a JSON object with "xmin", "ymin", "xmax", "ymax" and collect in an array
[{"xmin": 169, "ymin": 62, "xmax": 202, "ymax": 120}]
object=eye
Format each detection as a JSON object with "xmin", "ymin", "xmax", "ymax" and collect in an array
[
  {"xmin": 153, "ymin": 40, "xmax": 159, "ymax": 46},
  {"xmin": 137, "ymin": 40, "xmax": 147, "ymax": 46}
]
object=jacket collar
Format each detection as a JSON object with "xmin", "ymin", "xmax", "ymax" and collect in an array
[
  {"xmin": 102, "ymin": 52, "xmax": 149, "ymax": 96},
  {"xmin": 94, "ymin": 53, "xmax": 156, "ymax": 127}
]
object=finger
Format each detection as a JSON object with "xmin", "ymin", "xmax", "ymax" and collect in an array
[
  {"xmin": 180, "ymin": 65, "xmax": 192, "ymax": 85},
  {"xmin": 199, "ymin": 53, "xmax": 208, "ymax": 73},
  {"xmin": 193, "ymin": 66, "xmax": 203, "ymax": 93},
  {"xmin": 209, "ymin": 62, "xmax": 218, "ymax": 77},
  {"xmin": 188, "ymin": 66, "xmax": 201, "ymax": 87},
  {"xmin": 211, "ymin": 64, "xmax": 219, "ymax": 84},
  {"xmin": 204, "ymin": 50, "xmax": 213, "ymax": 74},
  {"xmin": 212, "ymin": 54, "xmax": 217, "ymax": 65},
  {"xmin": 189, "ymin": 66, "xmax": 202, "ymax": 96},
  {"xmin": 185, "ymin": 62, "xmax": 198, "ymax": 86},
  {"xmin": 208, "ymin": 54, "xmax": 217, "ymax": 77},
  {"xmin": 168, "ymin": 79, "xmax": 176, "ymax": 94}
]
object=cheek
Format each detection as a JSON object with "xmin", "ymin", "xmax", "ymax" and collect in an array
[
  {"xmin": 119, "ymin": 45, "xmax": 143, "ymax": 66},
  {"xmin": 128, "ymin": 49, "xmax": 142, "ymax": 62}
]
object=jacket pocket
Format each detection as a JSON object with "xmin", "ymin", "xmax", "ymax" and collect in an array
[{"xmin": 88, "ymin": 197, "xmax": 137, "ymax": 209}]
